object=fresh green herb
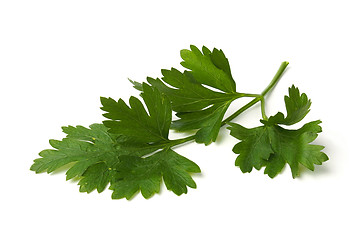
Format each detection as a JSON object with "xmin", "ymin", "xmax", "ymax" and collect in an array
[
  {"xmin": 30, "ymin": 45, "xmax": 328, "ymax": 199},
  {"xmin": 31, "ymin": 84, "xmax": 200, "ymax": 199},
  {"xmin": 228, "ymin": 86, "xmax": 328, "ymax": 178}
]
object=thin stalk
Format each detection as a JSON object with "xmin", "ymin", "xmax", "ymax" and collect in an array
[
  {"xmin": 169, "ymin": 135, "xmax": 196, "ymax": 147},
  {"xmin": 261, "ymin": 61, "xmax": 289, "ymax": 96},
  {"xmin": 222, "ymin": 61, "xmax": 289, "ymax": 125},
  {"xmin": 221, "ymin": 97, "xmax": 259, "ymax": 126},
  {"xmin": 260, "ymin": 96, "xmax": 267, "ymax": 120}
]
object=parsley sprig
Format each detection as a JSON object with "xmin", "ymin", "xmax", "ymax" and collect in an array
[{"xmin": 31, "ymin": 45, "xmax": 328, "ymax": 199}]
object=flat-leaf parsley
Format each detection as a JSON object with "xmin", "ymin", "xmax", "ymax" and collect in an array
[{"xmin": 31, "ymin": 45, "xmax": 328, "ymax": 199}]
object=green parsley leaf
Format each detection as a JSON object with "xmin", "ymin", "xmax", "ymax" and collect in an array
[
  {"xmin": 180, "ymin": 45, "xmax": 236, "ymax": 93},
  {"xmin": 228, "ymin": 124, "xmax": 274, "ymax": 173},
  {"xmin": 30, "ymin": 121, "xmax": 200, "ymax": 198},
  {"xmin": 264, "ymin": 120, "xmax": 328, "ymax": 178},
  {"xmin": 101, "ymin": 83, "xmax": 171, "ymax": 144},
  {"xmin": 266, "ymin": 85, "xmax": 312, "ymax": 125},
  {"xmin": 134, "ymin": 46, "xmax": 242, "ymax": 145},
  {"xmin": 229, "ymin": 120, "xmax": 328, "ymax": 178},
  {"xmin": 78, "ymin": 162, "xmax": 111, "ymax": 193},
  {"xmin": 147, "ymin": 69, "xmax": 239, "ymax": 113},
  {"xmin": 30, "ymin": 124, "xmax": 126, "ymax": 193},
  {"xmin": 228, "ymin": 86, "xmax": 328, "ymax": 178},
  {"xmin": 100, "ymin": 81, "xmax": 201, "ymax": 198},
  {"xmin": 110, "ymin": 148, "xmax": 200, "ymax": 199},
  {"xmin": 146, "ymin": 68, "xmax": 241, "ymax": 145}
]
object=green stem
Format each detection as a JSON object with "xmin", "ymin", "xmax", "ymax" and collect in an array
[
  {"xmin": 169, "ymin": 135, "xmax": 196, "ymax": 146},
  {"xmin": 221, "ymin": 97, "xmax": 259, "ymax": 126},
  {"xmin": 261, "ymin": 61, "xmax": 289, "ymax": 96},
  {"xmin": 222, "ymin": 61, "xmax": 289, "ymax": 125},
  {"xmin": 170, "ymin": 61, "xmax": 289, "ymax": 147},
  {"xmin": 260, "ymin": 96, "xmax": 267, "ymax": 120}
]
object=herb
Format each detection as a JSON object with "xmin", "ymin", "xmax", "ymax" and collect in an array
[
  {"xmin": 31, "ymin": 84, "xmax": 200, "ymax": 199},
  {"xmin": 228, "ymin": 86, "xmax": 328, "ymax": 178},
  {"xmin": 30, "ymin": 45, "xmax": 328, "ymax": 199}
]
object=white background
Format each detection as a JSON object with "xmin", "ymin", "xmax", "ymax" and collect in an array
[{"xmin": 1, "ymin": 0, "xmax": 359, "ymax": 239}]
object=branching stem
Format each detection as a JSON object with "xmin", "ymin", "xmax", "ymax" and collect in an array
[
  {"xmin": 222, "ymin": 61, "xmax": 289, "ymax": 124},
  {"xmin": 170, "ymin": 61, "xmax": 289, "ymax": 147}
]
